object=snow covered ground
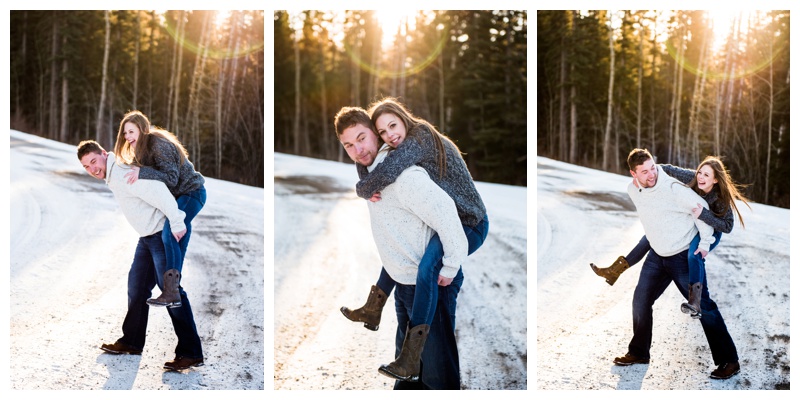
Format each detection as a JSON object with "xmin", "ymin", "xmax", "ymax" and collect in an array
[
  {"xmin": 7, "ymin": 130, "xmax": 264, "ymax": 390},
  {"xmin": 273, "ymin": 152, "xmax": 528, "ymax": 389},
  {"xmin": 537, "ymin": 156, "xmax": 790, "ymax": 390}
]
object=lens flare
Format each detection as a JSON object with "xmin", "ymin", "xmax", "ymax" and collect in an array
[
  {"xmin": 343, "ymin": 31, "xmax": 447, "ymax": 79},
  {"xmin": 161, "ymin": 13, "xmax": 264, "ymax": 60},
  {"xmin": 665, "ymin": 34, "xmax": 784, "ymax": 81}
]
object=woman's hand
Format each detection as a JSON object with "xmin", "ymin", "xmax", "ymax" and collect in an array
[
  {"xmin": 173, "ymin": 228, "xmax": 187, "ymax": 242},
  {"xmin": 691, "ymin": 203, "xmax": 703, "ymax": 219},
  {"xmin": 125, "ymin": 166, "xmax": 140, "ymax": 184},
  {"xmin": 369, "ymin": 191, "xmax": 382, "ymax": 202},
  {"xmin": 437, "ymin": 275, "xmax": 453, "ymax": 286}
]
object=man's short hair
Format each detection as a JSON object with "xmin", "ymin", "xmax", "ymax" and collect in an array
[
  {"xmin": 77, "ymin": 140, "xmax": 105, "ymax": 161},
  {"xmin": 334, "ymin": 107, "xmax": 374, "ymax": 138},
  {"xmin": 627, "ymin": 148, "xmax": 653, "ymax": 172}
]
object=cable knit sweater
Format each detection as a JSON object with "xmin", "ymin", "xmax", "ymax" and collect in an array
[
  {"xmin": 627, "ymin": 164, "xmax": 714, "ymax": 256},
  {"xmin": 105, "ymin": 152, "xmax": 186, "ymax": 237},
  {"xmin": 137, "ymin": 136, "xmax": 205, "ymax": 198},
  {"xmin": 366, "ymin": 145, "xmax": 468, "ymax": 282},
  {"xmin": 356, "ymin": 124, "xmax": 486, "ymax": 227}
]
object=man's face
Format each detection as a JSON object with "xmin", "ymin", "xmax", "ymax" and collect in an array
[
  {"xmin": 630, "ymin": 158, "xmax": 657, "ymax": 188},
  {"xmin": 80, "ymin": 150, "xmax": 108, "ymax": 180},
  {"xmin": 339, "ymin": 123, "xmax": 380, "ymax": 166}
]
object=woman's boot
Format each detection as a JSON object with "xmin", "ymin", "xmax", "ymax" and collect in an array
[
  {"xmin": 378, "ymin": 323, "xmax": 430, "ymax": 382},
  {"xmin": 340, "ymin": 285, "xmax": 388, "ymax": 331},
  {"xmin": 681, "ymin": 282, "xmax": 703, "ymax": 319},
  {"xmin": 146, "ymin": 269, "xmax": 182, "ymax": 308},
  {"xmin": 590, "ymin": 256, "xmax": 630, "ymax": 286}
]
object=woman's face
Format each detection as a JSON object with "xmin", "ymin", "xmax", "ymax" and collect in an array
[
  {"xmin": 696, "ymin": 164, "xmax": 718, "ymax": 193},
  {"xmin": 123, "ymin": 122, "xmax": 141, "ymax": 149},
  {"xmin": 375, "ymin": 113, "xmax": 407, "ymax": 148}
]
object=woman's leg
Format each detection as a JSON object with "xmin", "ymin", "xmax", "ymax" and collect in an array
[
  {"xmin": 150, "ymin": 186, "xmax": 206, "ymax": 306},
  {"xmin": 626, "ymin": 235, "xmax": 652, "ymax": 266},
  {"xmin": 409, "ymin": 216, "xmax": 490, "ymax": 328},
  {"xmin": 687, "ymin": 231, "xmax": 723, "ymax": 284},
  {"xmin": 376, "ymin": 267, "xmax": 397, "ymax": 296}
]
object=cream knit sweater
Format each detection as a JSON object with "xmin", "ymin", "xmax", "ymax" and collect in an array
[
  {"xmin": 627, "ymin": 164, "xmax": 714, "ymax": 256},
  {"xmin": 105, "ymin": 152, "xmax": 186, "ymax": 237},
  {"xmin": 366, "ymin": 145, "xmax": 468, "ymax": 283}
]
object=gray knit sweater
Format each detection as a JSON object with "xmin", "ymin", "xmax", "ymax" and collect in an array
[
  {"xmin": 660, "ymin": 164, "xmax": 735, "ymax": 233},
  {"xmin": 138, "ymin": 136, "xmax": 205, "ymax": 198},
  {"xmin": 356, "ymin": 124, "xmax": 486, "ymax": 227}
]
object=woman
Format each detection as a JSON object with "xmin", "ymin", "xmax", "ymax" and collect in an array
[
  {"xmin": 114, "ymin": 110, "xmax": 206, "ymax": 308},
  {"xmin": 590, "ymin": 156, "xmax": 751, "ymax": 318},
  {"xmin": 339, "ymin": 97, "xmax": 489, "ymax": 382}
]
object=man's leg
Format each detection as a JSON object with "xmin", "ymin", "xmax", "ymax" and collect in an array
[
  {"xmin": 118, "ymin": 236, "xmax": 158, "ymax": 350},
  {"xmin": 417, "ymin": 268, "xmax": 463, "ymax": 390},
  {"xmin": 627, "ymin": 252, "xmax": 673, "ymax": 360},
  {"xmin": 149, "ymin": 233, "xmax": 204, "ymax": 362},
  {"xmin": 666, "ymin": 252, "xmax": 738, "ymax": 367}
]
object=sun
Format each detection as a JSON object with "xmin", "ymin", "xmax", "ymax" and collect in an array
[
  {"xmin": 705, "ymin": 9, "xmax": 740, "ymax": 53},
  {"xmin": 373, "ymin": 9, "xmax": 420, "ymax": 48}
]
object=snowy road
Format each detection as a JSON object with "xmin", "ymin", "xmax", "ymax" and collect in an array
[
  {"xmin": 9, "ymin": 130, "xmax": 264, "ymax": 390},
  {"xmin": 536, "ymin": 156, "xmax": 790, "ymax": 390},
  {"xmin": 273, "ymin": 153, "xmax": 528, "ymax": 389}
]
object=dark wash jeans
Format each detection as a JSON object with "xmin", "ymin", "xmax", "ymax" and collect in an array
[
  {"xmin": 626, "ymin": 230, "xmax": 723, "ymax": 285},
  {"xmin": 158, "ymin": 186, "xmax": 206, "ymax": 289},
  {"xmin": 119, "ymin": 232, "xmax": 203, "ymax": 359},
  {"xmin": 376, "ymin": 215, "xmax": 490, "ymax": 327},
  {"xmin": 393, "ymin": 268, "xmax": 464, "ymax": 390},
  {"xmin": 628, "ymin": 249, "xmax": 738, "ymax": 366}
]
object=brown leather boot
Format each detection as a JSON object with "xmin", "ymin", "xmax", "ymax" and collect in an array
[
  {"xmin": 378, "ymin": 323, "xmax": 430, "ymax": 382},
  {"xmin": 340, "ymin": 285, "xmax": 388, "ymax": 331},
  {"xmin": 681, "ymin": 282, "xmax": 703, "ymax": 319},
  {"xmin": 146, "ymin": 269, "xmax": 182, "ymax": 308},
  {"xmin": 590, "ymin": 256, "xmax": 630, "ymax": 286}
]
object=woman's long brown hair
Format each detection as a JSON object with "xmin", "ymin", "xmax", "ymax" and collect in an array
[{"xmin": 688, "ymin": 156, "xmax": 752, "ymax": 228}]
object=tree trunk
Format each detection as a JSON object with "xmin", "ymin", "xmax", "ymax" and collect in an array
[
  {"xmin": 602, "ymin": 17, "xmax": 615, "ymax": 171},
  {"xmin": 559, "ymin": 15, "xmax": 568, "ymax": 161},
  {"xmin": 319, "ymin": 34, "xmax": 330, "ymax": 159},
  {"xmin": 636, "ymin": 16, "xmax": 643, "ymax": 148},
  {"xmin": 687, "ymin": 27, "xmax": 709, "ymax": 167},
  {"xmin": 95, "ymin": 10, "xmax": 111, "ymax": 146},
  {"xmin": 49, "ymin": 13, "xmax": 59, "ymax": 139},
  {"xmin": 293, "ymin": 18, "xmax": 301, "ymax": 155},
  {"xmin": 133, "ymin": 10, "xmax": 141, "ymax": 110},
  {"xmin": 59, "ymin": 37, "xmax": 68, "ymax": 143},
  {"xmin": 171, "ymin": 12, "xmax": 186, "ymax": 133},
  {"xmin": 765, "ymin": 19, "xmax": 774, "ymax": 204},
  {"xmin": 186, "ymin": 11, "xmax": 211, "ymax": 168}
]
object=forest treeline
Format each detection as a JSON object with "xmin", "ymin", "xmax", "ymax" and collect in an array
[
  {"xmin": 274, "ymin": 10, "xmax": 527, "ymax": 186},
  {"xmin": 10, "ymin": 10, "xmax": 265, "ymax": 187},
  {"xmin": 538, "ymin": 10, "xmax": 789, "ymax": 208}
]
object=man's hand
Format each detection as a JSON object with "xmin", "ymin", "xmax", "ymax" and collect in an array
[
  {"xmin": 437, "ymin": 274, "xmax": 453, "ymax": 286},
  {"xmin": 173, "ymin": 228, "xmax": 187, "ymax": 242},
  {"xmin": 694, "ymin": 248, "xmax": 708, "ymax": 259},
  {"xmin": 691, "ymin": 203, "xmax": 703, "ymax": 219},
  {"xmin": 125, "ymin": 166, "xmax": 140, "ymax": 184},
  {"xmin": 369, "ymin": 191, "xmax": 382, "ymax": 202}
]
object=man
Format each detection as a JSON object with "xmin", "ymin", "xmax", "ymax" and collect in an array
[
  {"xmin": 334, "ymin": 107, "xmax": 469, "ymax": 389},
  {"xmin": 614, "ymin": 148, "xmax": 740, "ymax": 380},
  {"xmin": 77, "ymin": 140, "xmax": 203, "ymax": 371}
]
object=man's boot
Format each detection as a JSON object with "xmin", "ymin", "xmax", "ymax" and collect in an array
[
  {"xmin": 378, "ymin": 323, "xmax": 430, "ymax": 382},
  {"xmin": 590, "ymin": 256, "xmax": 630, "ymax": 286},
  {"xmin": 681, "ymin": 282, "xmax": 703, "ymax": 319},
  {"xmin": 146, "ymin": 269, "xmax": 182, "ymax": 308},
  {"xmin": 340, "ymin": 285, "xmax": 388, "ymax": 331}
]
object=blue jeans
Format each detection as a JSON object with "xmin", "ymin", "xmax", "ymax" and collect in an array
[
  {"xmin": 119, "ymin": 233, "xmax": 203, "ymax": 359},
  {"xmin": 159, "ymin": 186, "xmax": 206, "ymax": 289},
  {"xmin": 375, "ymin": 215, "xmax": 490, "ymax": 327},
  {"xmin": 393, "ymin": 269, "xmax": 464, "ymax": 390},
  {"xmin": 629, "ymin": 250, "xmax": 738, "ymax": 366},
  {"xmin": 626, "ymin": 231, "xmax": 723, "ymax": 285}
]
